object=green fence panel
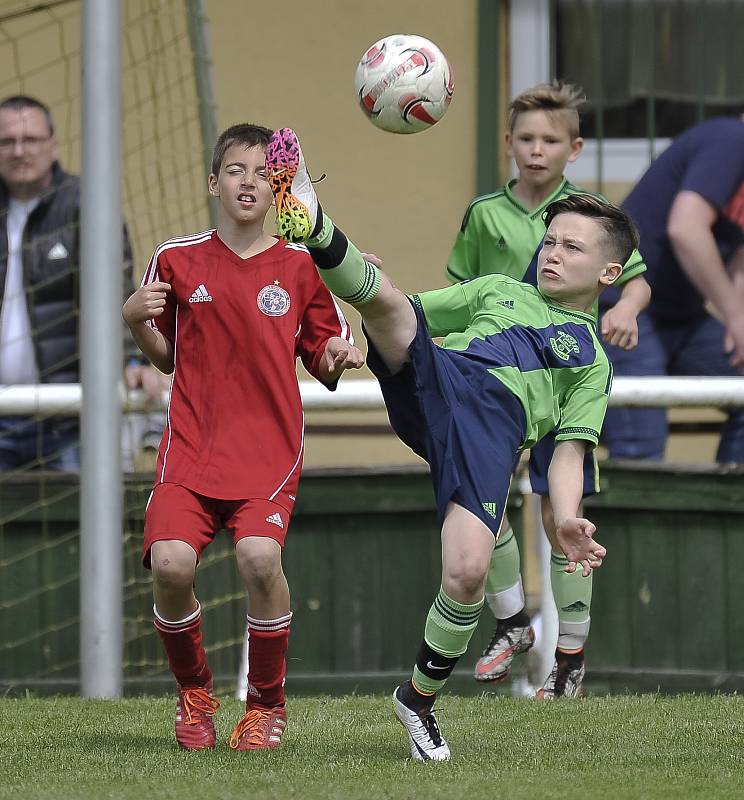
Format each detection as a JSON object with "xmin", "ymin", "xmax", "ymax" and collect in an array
[
  {"xmin": 584, "ymin": 462, "xmax": 744, "ymax": 690},
  {"xmin": 2, "ymin": 462, "xmax": 744, "ymax": 694}
]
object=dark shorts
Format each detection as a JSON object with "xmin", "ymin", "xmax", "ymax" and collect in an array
[
  {"xmin": 142, "ymin": 482, "xmax": 291, "ymax": 568},
  {"xmin": 528, "ymin": 431, "xmax": 599, "ymax": 497},
  {"xmin": 365, "ymin": 302, "xmax": 526, "ymax": 536}
]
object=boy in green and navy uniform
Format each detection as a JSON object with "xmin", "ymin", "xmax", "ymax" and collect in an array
[
  {"xmin": 265, "ymin": 126, "xmax": 637, "ymax": 760},
  {"xmin": 446, "ymin": 83, "xmax": 651, "ymax": 695},
  {"xmin": 382, "ymin": 277, "xmax": 613, "ymax": 536},
  {"xmin": 448, "ymin": 175, "xmax": 647, "ymax": 292}
]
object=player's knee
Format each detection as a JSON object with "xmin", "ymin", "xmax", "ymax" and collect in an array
[
  {"xmin": 444, "ymin": 556, "xmax": 488, "ymax": 596},
  {"xmin": 235, "ymin": 538, "xmax": 283, "ymax": 589},
  {"xmin": 152, "ymin": 558, "xmax": 195, "ymax": 592},
  {"xmin": 150, "ymin": 542, "xmax": 196, "ymax": 591}
]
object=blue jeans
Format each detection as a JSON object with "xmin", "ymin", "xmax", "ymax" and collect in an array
[
  {"xmin": 601, "ymin": 312, "xmax": 744, "ymax": 463},
  {"xmin": 0, "ymin": 416, "xmax": 80, "ymax": 471}
]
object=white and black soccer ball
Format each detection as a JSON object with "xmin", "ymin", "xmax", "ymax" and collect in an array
[{"xmin": 354, "ymin": 34, "xmax": 454, "ymax": 134}]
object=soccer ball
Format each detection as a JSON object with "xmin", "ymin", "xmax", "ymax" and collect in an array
[{"xmin": 354, "ymin": 34, "xmax": 454, "ymax": 134}]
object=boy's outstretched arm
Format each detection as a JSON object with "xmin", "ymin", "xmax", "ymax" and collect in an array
[
  {"xmin": 317, "ymin": 336, "xmax": 365, "ymax": 385},
  {"xmin": 600, "ymin": 274, "xmax": 651, "ymax": 350},
  {"xmin": 548, "ymin": 439, "xmax": 607, "ymax": 576},
  {"xmin": 122, "ymin": 281, "xmax": 175, "ymax": 374}
]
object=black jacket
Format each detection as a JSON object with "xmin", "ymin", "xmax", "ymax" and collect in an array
[{"xmin": 0, "ymin": 162, "xmax": 134, "ymax": 383}]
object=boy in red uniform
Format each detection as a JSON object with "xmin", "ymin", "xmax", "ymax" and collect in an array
[{"xmin": 122, "ymin": 123, "xmax": 362, "ymax": 751}]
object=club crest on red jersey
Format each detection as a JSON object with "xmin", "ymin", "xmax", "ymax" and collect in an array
[{"xmin": 257, "ymin": 283, "xmax": 291, "ymax": 316}]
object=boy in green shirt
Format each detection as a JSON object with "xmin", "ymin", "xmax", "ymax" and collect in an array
[
  {"xmin": 265, "ymin": 127, "xmax": 637, "ymax": 761},
  {"xmin": 448, "ymin": 83, "xmax": 651, "ymax": 696}
]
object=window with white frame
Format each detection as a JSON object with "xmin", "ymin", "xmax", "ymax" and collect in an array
[
  {"xmin": 554, "ymin": 0, "xmax": 744, "ymax": 139},
  {"xmin": 511, "ymin": 0, "xmax": 744, "ymax": 185}
]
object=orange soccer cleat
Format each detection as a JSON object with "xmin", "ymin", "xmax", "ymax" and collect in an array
[
  {"xmin": 229, "ymin": 706, "xmax": 287, "ymax": 751},
  {"xmin": 175, "ymin": 685, "xmax": 220, "ymax": 750}
]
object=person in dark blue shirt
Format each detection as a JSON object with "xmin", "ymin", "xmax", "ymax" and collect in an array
[{"xmin": 601, "ymin": 117, "xmax": 744, "ymax": 462}]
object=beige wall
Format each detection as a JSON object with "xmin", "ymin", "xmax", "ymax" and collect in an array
[
  {"xmin": 208, "ymin": 0, "xmax": 480, "ymax": 467},
  {"xmin": 209, "ymin": 1, "xmax": 478, "ymax": 301},
  {"xmin": 0, "ymin": 0, "xmax": 480, "ymax": 470},
  {"xmin": 0, "ymin": 1, "xmax": 722, "ymax": 466}
]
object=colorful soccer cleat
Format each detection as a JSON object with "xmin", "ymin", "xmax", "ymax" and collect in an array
[
  {"xmin": 474, "ymin": 620, "xmax": 535, "ymax": 682},
  {"xmin": 393, "ymin": 684, "xmax": 450, "ymax": 762},
  {"xmin": 175, "ymin": 684, "xmax": 220, "ymax": 750},
  {"xmin": 535, "ymin": 656, "xmax": 586, "ymax": 699},
  {"xmin": 229, "ymin": 705, "xmax": 287, "ymax": 751},
  {"xmin": 265, "ymin": 127, "xmax": 319, "ymax": 243}
]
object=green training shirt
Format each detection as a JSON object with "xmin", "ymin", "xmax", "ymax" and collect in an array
[
  {"xmin": 411, "ymin": 273, "xmax": 612, "ymax": 450},
  {"xmin": 446, "ymin": 177, "xmax": 646, "ymax": 314}
]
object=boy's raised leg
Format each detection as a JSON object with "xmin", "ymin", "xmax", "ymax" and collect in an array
[{"xmin": 266, "ymin": 127, "xmax": 416, "ymax": 374}]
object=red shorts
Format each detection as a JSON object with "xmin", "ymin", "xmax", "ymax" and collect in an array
[{"xmin": 142, "ymin": 482, "xmax": 293, "ymax": 569}]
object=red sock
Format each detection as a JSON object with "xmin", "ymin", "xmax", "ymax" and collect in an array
[
  {"xmin": 154, "ymin": 604, "xmax": 212, "ymax": 689},
  {"xmin": 246, "ymin": 613, "xmax": 292, "ymax": 709}
]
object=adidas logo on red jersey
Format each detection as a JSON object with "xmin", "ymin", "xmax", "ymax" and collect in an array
[
  {"xmin": 265, "ymin": 512, "xmax": 284, "ymax": 530},
  {"xmin": 189, "ymin": 283, "xmax": 213, "ymax": 303}
]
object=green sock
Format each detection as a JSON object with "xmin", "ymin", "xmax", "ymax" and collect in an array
[
  {"xmin": 412, "ymin": 587, "xmax": 483, "ymax": 695},
  {"xmin": 307, "ymin": 212, "xmax": 334, "ymax": 247},
  {"xmin": 484, "ymin": 527, "xmax": 525, "ymax": 619},
  {"xmin": 550, "ymin": 551, "xmax": 592, "ymax": 652},
  {"xmin": 306, "ymin": 213, "xmax": 382, "ymax": 305}
]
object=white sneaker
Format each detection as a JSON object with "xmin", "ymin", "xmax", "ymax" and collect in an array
[
  {"xmin": 393, "ymin": 684, "xmax": 450, "ymax": 762},
  {"xmin": 265, "ymin": 127, "xmax": 319, "ymax": 242}
]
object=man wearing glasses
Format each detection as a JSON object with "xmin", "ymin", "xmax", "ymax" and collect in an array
[{"xmin": 0, "ymin": 95, "xmax": 145, "ymax": 470}]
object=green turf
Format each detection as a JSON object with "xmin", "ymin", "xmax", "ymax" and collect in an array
[{"xmin": 1, "ymin": 694, "xmax": 744, "ymax": 799}]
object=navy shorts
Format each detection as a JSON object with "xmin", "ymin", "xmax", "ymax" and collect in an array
[
  {"xmin": 528, "ymin": 431, "xmax": 599, "ymax": 497},
  {"xmin": 365, "ymin": 302, "xmax": 526, "ymax": 536}
]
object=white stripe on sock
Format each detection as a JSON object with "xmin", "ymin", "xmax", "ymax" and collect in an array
[
  {"xmin": 154, "ymin": 601, "xmax": 201, "ymax": 628},
  {"xmin": 246, "ymin": 611, "xmax": 293, "ymax": 631}
]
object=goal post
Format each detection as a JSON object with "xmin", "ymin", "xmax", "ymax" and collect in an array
[
  {"xmin": 0, "ymin": 0, "xmax": 216, "ymax": 696},
  {"xmin": 79, "ymin": 0, "xmax": 124, "ymax": 699}
]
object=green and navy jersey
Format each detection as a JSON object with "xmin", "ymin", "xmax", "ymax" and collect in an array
[
  {"xmin": 446, "ymin": 177, "xmax": 646, "ymax": 316},
  {"xmin": 411, "ymin": 273, "xmax": 612, "ymax": 450}
]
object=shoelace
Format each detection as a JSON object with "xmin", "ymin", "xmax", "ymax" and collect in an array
[
  {"xmin": 269, "ymin": 167, "xmax": 326, "ymax": 184},
  {"xmin": 229, "ymin": 708, "xmax": 271, "ymax": 749},
  {"xmin": 181, "ymin": 687, "xmax": 220, "ymax": 725},
  {"xmin": 421, "ymin": 710, "xmax": 443, "ymax": 747}
]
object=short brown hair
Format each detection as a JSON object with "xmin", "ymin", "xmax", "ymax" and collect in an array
[
  {"xmin": 543, "ymin": 193, "xmax": 639, "ymax": 265},
  {"xmin": 507, "ymin": 82, "xmax": 584, "ymax": 139},
  {"xmin": 0, "ymin": 95, "xmax": 54, "ymax": 135},
  {"xmin": 211, "ymin": 123, "xmax": 273, "ymax": 175}
]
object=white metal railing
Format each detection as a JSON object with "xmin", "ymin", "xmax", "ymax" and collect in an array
[
  {"xmin": 1, "ymin": 376, "xmax": 744, "ymax": 415},
  {"xmin": 3, "ymin": 375, "xmax": 743, "ymax": 698}
]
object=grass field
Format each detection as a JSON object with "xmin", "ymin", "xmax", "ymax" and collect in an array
[{"xmin": 2, "ymin": 694, "xmax": 744, "ymax": 799}]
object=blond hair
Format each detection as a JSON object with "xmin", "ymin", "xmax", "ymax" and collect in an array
[{"xmin": 507, "ymin": 82, "xmax": 584, "ymax": 139}]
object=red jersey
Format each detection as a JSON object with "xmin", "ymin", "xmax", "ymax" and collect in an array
[{"xmin": 141, "ymin": 230, "xmax": 352, "ymax": 502}]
